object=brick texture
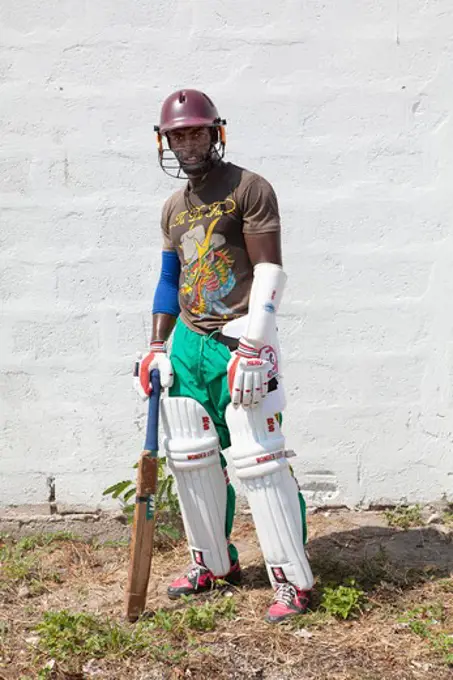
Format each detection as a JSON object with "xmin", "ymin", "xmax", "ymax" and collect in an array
[{"xmin": 1, "ymin": 0, "xmax": 453, "ymax": 507}]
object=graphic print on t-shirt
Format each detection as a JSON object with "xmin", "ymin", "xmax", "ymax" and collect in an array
[
  {"xmin": 162, "ymin": 163, "xmax": 281, "ymax": 333},
  {"xmin": 172, "ymin": 203, "xmax": 237, "ymax": 319}
]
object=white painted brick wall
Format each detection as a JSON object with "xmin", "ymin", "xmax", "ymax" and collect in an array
[{"xmin": 1, "ymin": 0, "xmax": 453, "ymax": 508}]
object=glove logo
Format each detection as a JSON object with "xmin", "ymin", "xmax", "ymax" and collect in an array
[
  {"xmin": 247, "ymin": 359, "xmax": 264, "ymax": 367},
  {"xmin": 260, "ymin": 344, "xmax": 278, "ymax": 379}
]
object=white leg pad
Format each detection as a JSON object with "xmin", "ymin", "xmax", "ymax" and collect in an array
[
  {"xmin": 160, "ymin": 397, "xmax": 231, "ymax": 577},
  {"xmin": 226, "ymin": 403, "xmax": 314, "ymax": 591}
]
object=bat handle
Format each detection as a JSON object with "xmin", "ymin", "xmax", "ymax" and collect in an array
[{"xmin": 144, "ymin": 369, "xmax": 161, "ymax": 452}]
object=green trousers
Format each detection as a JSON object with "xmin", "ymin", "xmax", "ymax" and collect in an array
[{"xmin": 169, "ymin": 319, "xmax": 307, "ymax": 566}]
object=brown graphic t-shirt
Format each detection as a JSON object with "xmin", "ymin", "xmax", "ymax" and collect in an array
[{"xmin": 160, "ymin": 161, "xmax": 281, "ymax": 335}]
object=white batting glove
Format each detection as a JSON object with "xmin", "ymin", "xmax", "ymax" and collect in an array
[
  {"xmin": 133, "ymin": 342, "xmax": 174, "ymax": 400},
  {"xmin": 227, "ymin": 338, "xmax": 271, "ymax": 409}
]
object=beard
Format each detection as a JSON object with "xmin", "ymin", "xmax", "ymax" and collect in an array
[{"xmin": 174, "ymin": 146, "xmax": 219, "ymax": 176}]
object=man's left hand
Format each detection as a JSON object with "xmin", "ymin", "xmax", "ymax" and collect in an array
[{"xmin": 227, "ymin": 338, "xmax": 271, "ymax": 408}]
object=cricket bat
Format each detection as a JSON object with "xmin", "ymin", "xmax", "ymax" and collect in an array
[{"xmin": 125, "ymin": 369, "xmax": 161, "ymax": 622}]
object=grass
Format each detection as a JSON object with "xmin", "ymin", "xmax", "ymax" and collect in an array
[
  {"xmin": 0, "ymin": 531, "xmax": 79, "ymax": 595},
  {"xmin": 1, "ymin": 511, "xmax": 452, "ymax": 679},
  {"xmin": 14, "ymin": 531, "xmax": 80, "ymax": 551},
  {"xmin": 35, "ymin": 609, "xmax": 151, "ymax": 659},
  {"xmin": 29, "ymin": 596, "xmax": 236, "ymax": 673},
  {"xmin": 399, "ymin": 603, "xmax": 453, "ymax": 666}
]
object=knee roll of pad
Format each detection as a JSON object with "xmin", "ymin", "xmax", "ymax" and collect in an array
[
  {"xmin": 226, "ymin": 403, "xmax": 314, "ymax": 591},
  {"xmin": 160, "ymin": 397, "xmax": 231, "ymax": 577}
]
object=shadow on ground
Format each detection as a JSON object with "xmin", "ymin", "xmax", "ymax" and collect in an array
[
  {"xmin": 309, "ymin": 524, "xmax": 452, "ymax": 590},
  {"xmin": 237, "ymin": 523, "xmax": 452, "ymax": 597}
]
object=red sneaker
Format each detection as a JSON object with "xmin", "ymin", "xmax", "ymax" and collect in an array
[
  {"xmin": 266, "ymin": 583, "xmax": 311, "ymax": 623},
  {"xmin": 167, "ymin": 560, "xmax": 241, "ymax": 600}
]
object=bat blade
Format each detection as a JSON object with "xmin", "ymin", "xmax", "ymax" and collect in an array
[
  {"xmin": 125, "ymin": 450, "xmax": 158, "ymax": 622},
  {"xmin": 125, "ymin": 369, "xmax": 161, "ymax": 622}
]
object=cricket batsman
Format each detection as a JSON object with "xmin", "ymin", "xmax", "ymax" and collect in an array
[{"xmin": 134, "ymin": 89, "xmax": 314, "ymax": 622}]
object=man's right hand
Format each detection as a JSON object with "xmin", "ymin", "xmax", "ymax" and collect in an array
[{"xmin": 133, "ymin": 342, "xmax": 174, "ymax": 400}]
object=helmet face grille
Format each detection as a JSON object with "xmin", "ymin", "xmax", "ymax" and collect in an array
[{"xmin": 157, "ymin": 131, "xmax": 227, "ymax": 180}]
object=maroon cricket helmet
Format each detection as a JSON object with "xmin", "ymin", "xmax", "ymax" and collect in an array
[
  {"xmin": 154, "ymin": 89, "xmax": 227, "ymax": 178},
  {"xmin": 155, "ymin": 89, "xmax": 225, "ymax": 134}
]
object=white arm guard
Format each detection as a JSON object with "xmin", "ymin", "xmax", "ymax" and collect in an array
[
  {"xmin": 245, "ymin": 263, "xmax": 287, "ymax": 349},
  {"xmin": 223, "ymin": 263, "xmax": 287, "ymax": 415}
]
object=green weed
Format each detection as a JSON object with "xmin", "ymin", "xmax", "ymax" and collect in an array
[
  {"xmin": 103, "ymin": 458, "xmax": 182, "ymax": 542},
  {"xmin": 320, "ymin": 579, "xmax": 365, "ymax": 620},
  {"xmin": 33, "ymin": 597, "xmax": 235, "ymax": 670},
  {"xmin": 178, "ymin": 594, "xmax": 236, "ymax": 631},
  {"xmin": 399, "ymin": 602, "xmax": 453, "ymax": 666},
  {"xmin": 438, "ymin": 578, "xmax": 453, "ymax": 593},
  {"xmin": 15, "ymin": 531, "xmax": 79, "ymax": 552},
  {"xmin": 400, "ymin": 602, "xmax": 445, "ymax": 625},
  {"xmin": 0, "ymin": 532, "xmax": 73, "ymax": 592},
  {"xmin": 37, "ymin": 669, "xmax": 53, "ymax": 680},
  {"xmin": 0, "ymin": 545, "xmax": 39, "ymax": 586},
  {"xmin": 35, "ymin": 610, "xmax": 150, "ymax": 660},
  {"xmin": 287, "ymin": 609, "xmax": 332, "ymax": 629},
  {"xmin": 384, "ymin": 505, "xmax": 423, "ymax": 529},
  {"xmin": 1, "ymin": 531, "xmax": 79, "ymax": 573},
  {"xmin": 150, "ymin": 594, "xmax": 236, "ymax": 633}
]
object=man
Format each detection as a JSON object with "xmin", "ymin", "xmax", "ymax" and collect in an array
[{"xmin": 135, "ymin": 89, "xmax": 313, "ymax": 622}]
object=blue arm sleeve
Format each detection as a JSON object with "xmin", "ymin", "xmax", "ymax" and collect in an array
[{"xmin": 152, "ymin": 250, "xmax": 181, "ymax": 317}]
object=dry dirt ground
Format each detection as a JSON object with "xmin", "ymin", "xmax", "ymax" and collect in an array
[{"xmin": 1, "ymin": 508, "xmax": 453, "ymax": 680}]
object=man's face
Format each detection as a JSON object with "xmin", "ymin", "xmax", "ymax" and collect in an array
[{"xmin": 166, "ymin": 126, "xmax": 212, "ymax": 174}]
